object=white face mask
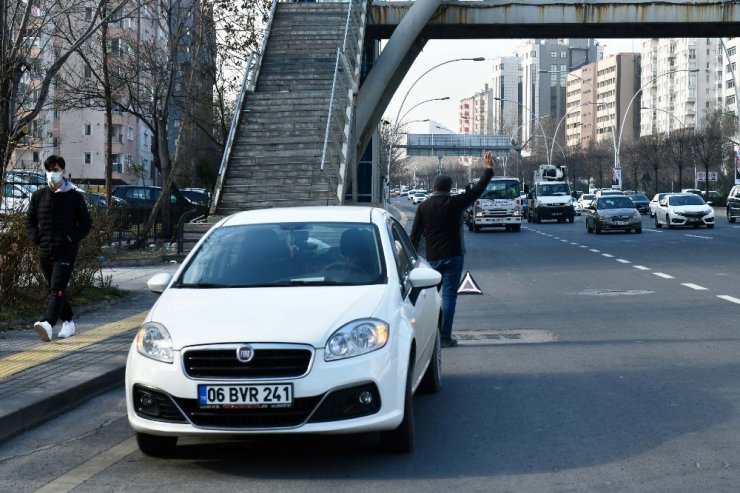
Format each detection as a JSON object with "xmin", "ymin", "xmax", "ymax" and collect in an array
[{"xmin": 46, "ymin": 171, "xmax": 63, "ymax": 185}]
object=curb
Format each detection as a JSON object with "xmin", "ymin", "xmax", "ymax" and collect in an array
[{"xmin": 0, "ymin": 354, "xmax": 126, "ymax": 443}]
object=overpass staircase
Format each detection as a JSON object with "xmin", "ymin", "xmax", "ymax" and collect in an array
[{"xmin": 181, "ymin": 0, "xmax": 367, "ymax": 254}]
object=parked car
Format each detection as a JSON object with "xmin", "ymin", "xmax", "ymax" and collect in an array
[
  {"xmin": 181, "ymin": 187, "xmax": 211, "ymax": 208},
  {"xmin": 1, "ymin": 182, "xmax": 31, "ymax": 213},
  {"xmin": 571, "ymin": 196, "xmax": 581, "ymax": 215},
  {"xmin": 78, "ymin": 190, "xmax": 131, "ymax": 229},
  {"xmin": 727, "ymin": 185, "xmax": 740, "ymax": 223},
  {"xmin": 626, "ymin": 193, "xmax": 650, "ymax": 214},
  {"xmin": 125, "ymin": 206, "xmax": 443, "ymax": 456},
  {"xmin": 654, "ymin": 193, "xmax": 714, "ymax": 229},
  {"xmin": 649, "ymin": 193, "xmax": 669, "ymax": 217},
  {"xmin": 584, "ymin": 195, "xmax": 642, "ymax": 234},
  {"xmin": 700, "ymin": 190, "xmax": 722, "ymax": 206}
]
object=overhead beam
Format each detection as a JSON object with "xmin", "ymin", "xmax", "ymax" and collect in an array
[{"xmin": 368, "ymin": 0, "xmax": 740, "ymax": 39}]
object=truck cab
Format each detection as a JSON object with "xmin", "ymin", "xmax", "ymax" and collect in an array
[
  {"xmin": 527, "ymin": 165, "xmax": 575, "ymax": 223},
  {"xmin": 465, "ymin": 177, "xmax": 522, "ymax": 232}
]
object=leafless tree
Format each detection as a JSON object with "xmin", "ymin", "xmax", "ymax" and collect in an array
[{"xmin": 0, "ymin": 0, "xmax": 128, "ymax": 171}]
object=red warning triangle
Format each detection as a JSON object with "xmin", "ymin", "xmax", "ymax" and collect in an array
[{"xmin": 458, "ymin": 271, "xmax": 483, "ymax": 294}]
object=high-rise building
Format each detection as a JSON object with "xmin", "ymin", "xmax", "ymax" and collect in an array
[
  {"xmin": 639, "ymin": 38, "xmax": 716, "ymax": 137},
  {"xmin": 514, "ymin": 38, "xmax": 603, "ymax": 159},
  {"xmin": 491, "ymin": 57, "xmax": 522, "ymax": 138},
  {"xmin": 565, "ymin": 53, "xmax": 641, "ymax": 157}
]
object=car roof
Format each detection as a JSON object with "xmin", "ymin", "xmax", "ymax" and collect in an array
[{"xmin": 218, "ymin": 206, "xmax": 384, "ymax": 227}]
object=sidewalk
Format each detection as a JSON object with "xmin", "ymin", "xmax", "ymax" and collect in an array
[{"xmin": 0, "ymin": 262, "xmax": 180, "ymax": 443}]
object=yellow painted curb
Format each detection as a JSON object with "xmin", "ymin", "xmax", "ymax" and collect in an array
[{"xmin": 0, "ymin": 311, "xmax": 148, "ymax": 380}]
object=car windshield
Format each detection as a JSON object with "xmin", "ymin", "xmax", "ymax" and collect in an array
[
  {"xmin": 581, "ymin": 194, "xmax": 594, "ymax": 201},
  {"xmin": 598, "ymin": 197, "xmax": 635, "ymax": 209},
  {"xmin": 669, "ymin": 195, "xmax": 705, "ymax": 206},
  {"xmin": 537, "ymin": 183, "xmax": 569, "ymax": 196},
  {"xmin": 630, "ymin": 194, "xmax": 649, "ymax": 202},
  {"xmin": 480, "ymin": 179, "xmax": 520, "ymax": 200},
  {"xmin": 177, "ymin": 222, "xmax": 386, "ymax": 288}
]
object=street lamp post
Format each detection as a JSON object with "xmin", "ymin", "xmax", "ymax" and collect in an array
[
  {"xmin": 617, "ymin": 68, "xmax": 700, "ymax": 169},
  {"xmin": 493, "ymin": 96, "xmax": 551, "ymax": 166},
  {"xmin": 641, "ymin": 105, "xmax": 692, "ymax": 189}
]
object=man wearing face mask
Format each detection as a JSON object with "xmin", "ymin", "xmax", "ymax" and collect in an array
[{"xmin": 26, "ymin": 155, "xmax": 92, "ymax": 341}]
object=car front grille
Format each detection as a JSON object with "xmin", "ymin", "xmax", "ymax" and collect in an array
[
  {"xmin": 183, "ymin": 345, "xmax": 313, "ymax": 379},
  {"xmin": 682, "ymin": 211, "xmax": 707, "ymax": 218}
]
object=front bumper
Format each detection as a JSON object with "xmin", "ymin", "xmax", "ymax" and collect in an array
[
  {"xmin": 668, "ymin": 213, "xmax": 714, "ymax": 226},
  {"xmin": 536, "ymin": 205, "xmax": 574, "ymax": 220},
  {"xmin": 126, "ymin": 342, "xmax": 407, "ymax": 437}
]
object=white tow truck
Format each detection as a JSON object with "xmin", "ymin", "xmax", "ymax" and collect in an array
[{"xmin": 527, "ymin": 164, "xmax": 575, "ymax": 223}]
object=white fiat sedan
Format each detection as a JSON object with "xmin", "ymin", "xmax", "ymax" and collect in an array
[{"xmin": 126, "ymin": 206, "xmax": 442, "ymax": 456}]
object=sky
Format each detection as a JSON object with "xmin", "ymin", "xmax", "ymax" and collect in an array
[{"xmin": 385, "ymin": 38, "xmax": 645, "ymax": 133}]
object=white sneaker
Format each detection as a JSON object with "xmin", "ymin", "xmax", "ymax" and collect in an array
[
  {"xmin": 33, "ymin": 321, "xmax": 52, "ymax": 342},
  {"xmin": 58, "ymin": 320, "xmax": 76, "ymax": 339}
]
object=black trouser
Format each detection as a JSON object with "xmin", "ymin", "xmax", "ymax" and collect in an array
[{"xmin": 39, "ymin": 255, "xmax": 75, "ymax": 326}]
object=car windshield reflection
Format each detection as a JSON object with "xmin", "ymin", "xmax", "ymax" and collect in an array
[{"xmin": 177, "ymin": 222, "xmax": 387, "ymax": 287}]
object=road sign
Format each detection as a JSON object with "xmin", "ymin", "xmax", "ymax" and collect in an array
[{"xmin": 695, "ymin": 171, "xmax": 718, "ymax": 181}]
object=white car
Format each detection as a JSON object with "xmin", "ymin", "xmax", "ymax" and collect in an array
[
  {"xmin": 1, "ymin": 182, "xmax": 31, "ymax": 213},
  {"xmin": 577, "ymin": 193, "xmax": 595, "ymax": 213},
  {"xmin": 126, "ymin": 206, "xmax": 443, "ymax": 456},
  {"xmin": 411, "ymin": 191, "xmax": 427, "ymax": 204},
  {"xmin": 649, "ymin": 193, "xmax": 669, "ymax": 217},
  {"xmin": 654, "ymin": 193, "xmax": 715, "ymax": 229}
]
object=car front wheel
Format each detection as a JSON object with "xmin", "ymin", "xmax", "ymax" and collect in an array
[
  {"xmin": 380, "ymin": 357, "xmax": 415, "ymax": 453},
  {"xmin": 419, "ymin": 328, "xmax": 442, "ymax": 393}
]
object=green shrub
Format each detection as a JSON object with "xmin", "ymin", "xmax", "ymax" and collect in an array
[{"xmin": 0, "ymin": 207, "xmax": 114, "ymax": 317}]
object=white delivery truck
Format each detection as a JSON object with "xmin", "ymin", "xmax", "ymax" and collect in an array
[
  {"xmin": 464, "ymin": 177, "xmax": 523, "ymax": 232},
  {"xmin": 527, "ymin": 164, "xmax": 574, "ymax": 223}
]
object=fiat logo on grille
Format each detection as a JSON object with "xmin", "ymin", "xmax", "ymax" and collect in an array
[{"xmin": 236, "ymin": 345, "xmax": 255, "ymax": 363}]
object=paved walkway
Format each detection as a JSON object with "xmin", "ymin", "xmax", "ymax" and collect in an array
[{"xmin": 0, "ymin": 262, "xmax": 180, "ymax": 443}]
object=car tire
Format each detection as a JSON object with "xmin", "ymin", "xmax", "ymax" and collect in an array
[
  {"xmin": 511, "ymin": 224, "xmax": 521, "ymax": 232},
  {"xmin": 419, "ymin": 328, "xmax": 442, "ymax": 393},
  {"xmin": 655, "ymin": 216, "xmax": 662, "ymax": 229},
  {"xmin": 380, "ymin": 356, "xmax": 415, "ymax": 453},
  {"xmin": 728, "ymin": 208, "xmax": 736, "ymax": 223},
  {"xmin": 595, "ymin": 224, "xmax": 602, "ymax": 234},
  {"xmin": 635, "ymin": 227, "xmax": 642, "ymax": 234},
  {"xmin": 568, "ymin": 217, "xmax": 574, "ymax": 223},
  {"xmin": 586, "ymin": 221, "xmax": 593, "ymax": 233},
  {"xmin": 707, "ymin": 224, "xmax": 715, "ymax": 229},
  {"xmin": 136, "ymin": 432, "xmax": 177, "ymax": 457},
  {"xmin": 467, "ymin": 220, "xmax": 474, "ymax": 231}
]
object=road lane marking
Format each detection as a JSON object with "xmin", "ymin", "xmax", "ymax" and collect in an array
[
  {"xmin": 617, "ymin": 259, "xmax": 631, "ymax": 264},
  {"xmin": 579, "ymin": 245, "xmax": 588, "ymax": 248},
  {"xmin": 653, "ymin": 272, "xmax": 675, "ymax": 279},
  {"xmin": 602, "ymin": 253, "xmax": 614, "ymax": 258},
  {"xmin": 35, "ymin": 437, "xmax": 138, "ymax": 493},
  {"xmin": 685, "ymin": 234, "xmax": 712, "ymax": 239},
  {"xmin": 717, "ymin": 295, "xmax": 740, "ymax": 304},
  {"xmin": 590, "ymin": 249, "xmax": 600, "ymax": 253},
  {"xmin": 634, "ymin": 265, "xmax": 651, "ymax": 271},
  {"xmin": 682, "ymin": 283, "xmax": 708, "ymax": 290}
]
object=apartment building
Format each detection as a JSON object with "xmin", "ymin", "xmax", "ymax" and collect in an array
[
  {"xmin": 639, "ymin": 38, "xmax": 718, "ymax": 136},
  {"xmin": 565, "ymin": 53, "xmax": 640, "ymax": 154},
  {"xmin": 9, "ymin": 0, "xmax": 215, "ymax": 191},
  {"xmin": 491, "ymin": 57, "xmax": 522, "ymax": 138},
  {"xmin": 514, "ymin": 38, "xmax": 602, "ymax": 158}
]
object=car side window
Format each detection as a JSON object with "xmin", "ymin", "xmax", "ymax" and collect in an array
[{"xmin": 388, "ymin": 220, "xmax": 417, "ymax": 289}]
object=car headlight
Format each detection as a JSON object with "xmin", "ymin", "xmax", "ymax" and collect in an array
[
  {"xmin": 325, "ymin": 318, "xmax": 389, "ymax": 361},
  {"xmin": 633, "ymin": 211, "xmax": 641, "ymax": 219},
  {"xmin": 135, "ymin": 322, "xmax": 174, "ymax": 363}
]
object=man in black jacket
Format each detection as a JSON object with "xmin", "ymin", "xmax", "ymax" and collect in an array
[
  {"xmin": 411, "ymin": 151, "xmax": 494, "ymax": 347},
  {"xmin": 26, "ymin": 156, "xmax": 92, "ymax": 341}
]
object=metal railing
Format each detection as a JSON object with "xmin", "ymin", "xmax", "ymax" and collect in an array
[
  {"xmin": 320, "ymin": 0, "xmax": 367, "ymax": 203},
  {"xmin": 210, "ymin": 0, "xmax": 280, "ymax": 215}
]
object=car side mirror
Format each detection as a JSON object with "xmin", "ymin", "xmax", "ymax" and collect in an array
[
  {"xmin": 147, "ymin": 273, "xmax": 173, "ymax": 293},
  {"xmin": 408, "ymin": 266, "xmax": 442, "ymax": 289}
]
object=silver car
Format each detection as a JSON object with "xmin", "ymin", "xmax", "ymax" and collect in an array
[{"xmin": 585, "ymin": 195, "xmax": 642, "ymax": 234}]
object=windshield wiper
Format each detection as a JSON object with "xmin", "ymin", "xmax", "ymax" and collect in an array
[{"xmin": 177, "ymin": 282, "xmax": 224, "ymax": 288}]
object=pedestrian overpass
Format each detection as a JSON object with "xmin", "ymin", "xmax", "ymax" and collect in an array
[{"xmin": 208, "ymin": 0, "xmax": 740, "ymax": 219}]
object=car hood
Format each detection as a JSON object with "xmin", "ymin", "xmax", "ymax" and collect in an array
[{"xmin": 146, "ymin": 285, "xmax": 388, "ymax": 349}]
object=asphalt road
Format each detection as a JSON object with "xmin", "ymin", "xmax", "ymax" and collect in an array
[{"xmin": 2, "ymin": 201, "xmax": 740, "ymax": 492}]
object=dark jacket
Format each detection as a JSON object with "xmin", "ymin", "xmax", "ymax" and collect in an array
[
  {"xmin": 26, "ymin": 183, "xmax": 92, "ymax": 259},
  {"xmin": 411, "ymin": 168, "xmax": 494, "ymax": 261}
]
